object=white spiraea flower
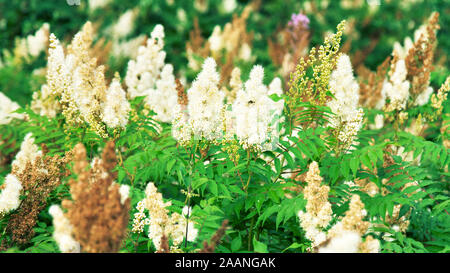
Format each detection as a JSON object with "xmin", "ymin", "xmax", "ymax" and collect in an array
[
  {"xmin": 111, "ymin": 35, "xmax": 146, "ymax": 59},
  {"xmin": 125, "ymin": 24, "xmax": 166, "ymax": 99},
  {"xmin": 0, "ymin": 92, "xmax": 25, "ymax": 124},
  {"xmin": 414, "ymin": 86, "xmax": 433, "ymax": 106},
  {"xmin": 209, "ymin": 26, "xmax": 223, "ymax": 54},
  {"xmin": 46, "ymin": 33, "xmax": 72, "ymax": 94},
  {"xmin": 221, "ymin": 0, "xmax": 237, "ymax": 13},
  {"xmin": 132, "ymin": 200, "xmax": 148, "ymax": 233},
  {"xmin": 232, "ymin": 65, "xmax": 267, "ymax": 147},
  {"xmin": 297, "ymin": 162, "xmax": 332, "ymax": 249},
  {"xmin": 239, "ymin": 42, "xmax": 252, "ymax": 62},
  {"xmin": 31, "ymin": 33, "xmax": 73, "ymax": 119},
  {"xmin": 186, "ymin": 49, "xmax": 200, "ymax": 71},
  {"xmin": 414, "ymin": 24, "xmax": 428, "ymax": 44},
  {"xmin": 31, "ymin": 84, "xmax": 60, "ymax": 118},
  {"xmin": 182, "ymin": 206, "xmax": 192, "ymax": 217},
  {"xmin": 0, "ymin": 174, "xmax": 23, "ymax": 215},
  {"xmin": 124, "ymin": 25, "xmax": 179, "ymax": 123},
  {"xmin": 318, "ymin": 230, "xmax": 361, "ymax": 253},
  {"xmin": 298, "ymin": 210, "xmax": 329, "ymax": 248},
  {"xmin": 26, "ymin": 23, "xmax": 50, "ymax": 57},
  {"xmin": 167, "ymin": 212, "xmax": 198, "ymax": 246},
  {"xmin": 327, "ymin": 54, "xmax": 364, "ymax": 152},
  {"xmin": 146, "ymin": 182, "xmax": 173, "ymax": 248},
  {"xmin": 33, "ymin": 23, "xmax": 115, "ymax": 137},
  {"xmin": 146, "ymin": 64, "xmax": 179, "ymax": 123},
  {"xmin": 267, "ymin": 77, "xmax": 285, "ymax": 146},
  {"xmin": 382, "ymin": 60, "xmax": 410, "ymax": 111},
  {"xmin": 187, "ymin": 58, "xmax": 225, "ymax": 141},
  {"xmin": 205, "ymin": 19, "xmax": 252, "ymax": 62},
  {"xmin": 393, "ymin": 37, "xmax": 414, "ymax": 60},
  {"xmin": 369, "ymin": 114, "xmax": 384, "ymax": 130},
  {"xmin": 391, "ymin": 20, "xmax": 435, "ymax": 108},
  {"xmin": 194, "ymin": 0, "xmax": 209, "ymax": 13},
  {"xmin": 336, "ymin": 109, "xmax": 364, "ymax": 149},
  {"xmin": 232, "ymin": 65, "xmax": 280, "ymax": 151},
  {"xmin": 70, "ymin": 64, "xmax": 107, "ymax": 133},
  {"xmin": 361, "ymin": 236, "xmax": 381, "ymax": 253},
  {"xmin": 321, "ymin": 195, "xmax": 380, "ymax": 253},
  {"xmin": 176, "ymin": 9, "xmax": 188, "ymax": 31},
  {"xmin": 185, "ymin": 221, "xmax": 199, "ymax": 242},
  {"xmin": 133, "ymin": 182, "xmax": 198, "ymax": 251},
  {"xmin": 302, "ymin": 161, "xmax": 333, "ymax": 242},
  {"xmin": 102, "ymin": 77, "xmax": 131, "ymax": 129},
  {"xmin": 111, "ymin": 9, "xmax": 137, "ymax": 39},
  {"xmin": 119, "ymin": 185, "xmax": 130, "ymax": 205},
  {"xmin": 172, "ymin": 104, "xmax": 192, "ymax": 144},
  {"xmin": 268, "ymin": 77, "xmax": 284, "ymax": 126},
  {"xmin": 88, "ymin": 0, "xmax": 112, "ymax": 11},
  {"xmin": 11, "ymin": 133, "xmax": 43, "ymax": 174},
  {"xmin": 328, "ymin": 54, "xmax": 360, "ymax": 120},
  {"xmin": 49, "ymin": 205, "xmax": 81, "ymax": 253}
]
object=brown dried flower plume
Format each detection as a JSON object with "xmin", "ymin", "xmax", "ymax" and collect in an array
[
  {"xmin": 199, "ymin": 219, "xmax": 229, "ymax": 253},
  {"xmin": 405, "ymin": 12, "xmax": 439, "ymax": 100},
  {"xmin": 6, "ymin": 146, "xmax": 72, "ymax": 245},
  {"xmin": 62, "ymin": 141, "xmax": 130, "ymax": 253}
]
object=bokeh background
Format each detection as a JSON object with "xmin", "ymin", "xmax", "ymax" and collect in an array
[{"xmin": 0, "ymin": 0, "xmax": 448, "ymax": 106}]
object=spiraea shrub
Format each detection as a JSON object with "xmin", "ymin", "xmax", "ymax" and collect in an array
[{"xmin": 0, "ymin": 0, "xmax": 449, "ymax": 253}]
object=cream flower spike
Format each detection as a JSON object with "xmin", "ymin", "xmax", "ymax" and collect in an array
[{"xmin": 0, "ymin": 174, "xmax": 23, "ymax": 216}]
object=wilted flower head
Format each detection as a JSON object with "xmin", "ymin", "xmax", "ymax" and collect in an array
[{"xmin": 60, "ymin": 142, "xmax": 129, "ymax": 253}]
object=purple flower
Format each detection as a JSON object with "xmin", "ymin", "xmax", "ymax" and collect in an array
[{"xmin": 288, "ymin": 13, "xmax": 310, "ymax": 28}]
